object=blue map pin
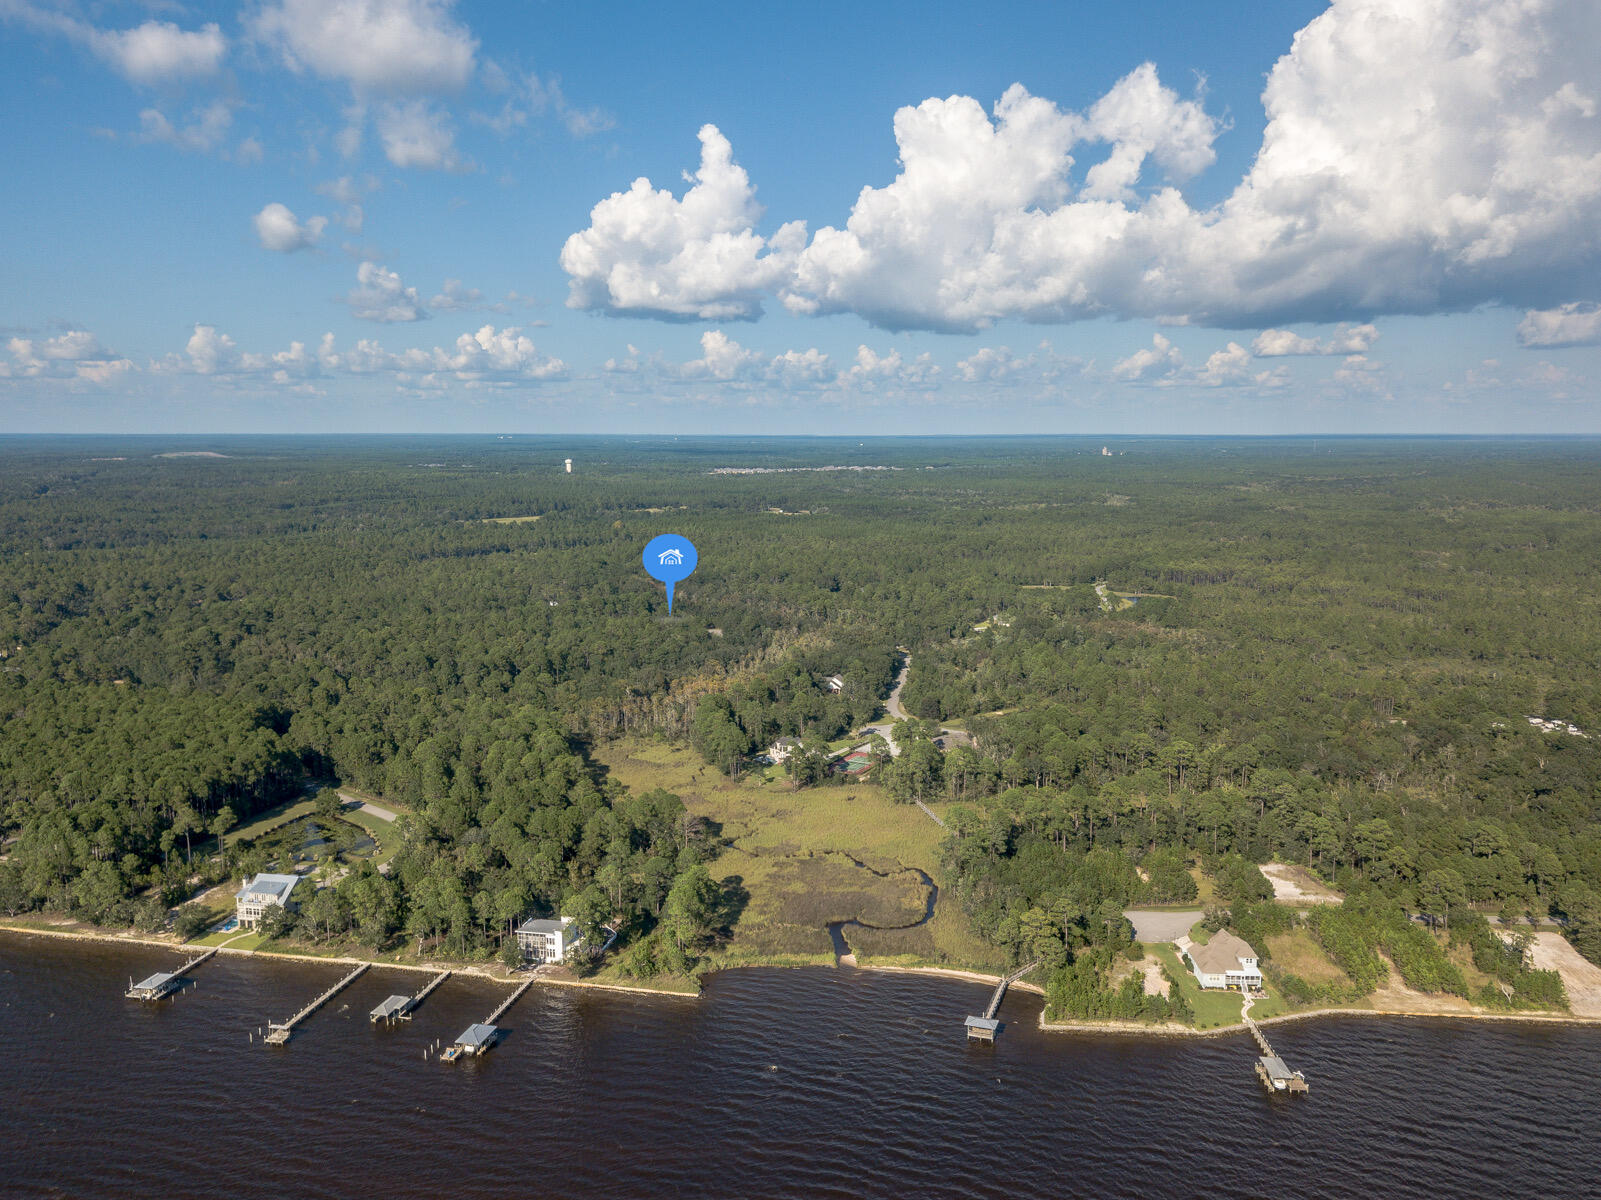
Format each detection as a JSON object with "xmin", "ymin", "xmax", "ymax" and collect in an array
[{"xmin": 642, "ymin": 534, "xmax": 698, "ymax": 613}]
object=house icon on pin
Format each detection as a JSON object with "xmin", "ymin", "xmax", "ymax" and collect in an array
[{"xmin": 657, "ymin": 548, "xmax": 685, "ymax": 566}]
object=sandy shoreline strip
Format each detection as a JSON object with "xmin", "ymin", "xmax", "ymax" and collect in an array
[
  {"xmin": 0, "ymin": 922, "xmax": 692, "ymax": 998},
  {"xmin": 7, "ymin": 922, "xmax": 1600, "ymax": 1033}
]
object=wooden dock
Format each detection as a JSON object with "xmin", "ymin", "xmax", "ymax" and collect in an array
[
  {"xmin": 264, "ymin": 963, "xmax": 368, "ymax": 1045},
  {"xmin": 965, "ymin": 961, "xmax": 1037, "ymax": 1040},
  {"xmin": 1244, "ymin": 1009, "xmax": 1309, "ymax": 1095},
  {"xmin": 484, "ymin": 977, "xmax": 535, "ymax": 1024},
  {"xmin": 370, "ymin": 970, "xmax": 451, "ymax": 1023},
  {"xmin": 440, "ymin": 976, "xmax": 536, "ymax": 1062},
  {"xmin": 125, "ymin": 946, "xmax": 220, "ymax": 1001}
]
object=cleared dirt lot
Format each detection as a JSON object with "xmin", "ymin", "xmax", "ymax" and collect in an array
[
  {"xmin": 1529, "ymin": 933, "xmax": 1601, "ymax": 1017},
  {"xmin": 1259, "ymin": 862, "xmax": 1343, "ymax": 904}
]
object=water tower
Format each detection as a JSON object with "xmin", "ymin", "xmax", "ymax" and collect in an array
[{"xmin": 564, "ymin": 458, "xmax": 573, "ymax": 474}]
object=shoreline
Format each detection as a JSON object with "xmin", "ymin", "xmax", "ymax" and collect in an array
[
  {"xmin": 1039, "ymin": 1001, "xmax": 1601, "ymax": 1039},
  {"xmin": 0, "ymin": 921, "xmax": 695, "ymax": 1000},
  {"xmin": 7, "ymin": 920, "xmax": 1599, "ymax": 1035}
]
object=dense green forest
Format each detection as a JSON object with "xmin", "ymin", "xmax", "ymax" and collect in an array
[{"xmin": 2, "ymin": 435, "xmax": 1599, "ymax": 991}]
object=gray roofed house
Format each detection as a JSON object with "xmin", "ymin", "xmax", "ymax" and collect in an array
[
  {"xmin": 1183, "ymin": 930, "xmax": 1263, "ymax": 991},
  {"xmin": 235, "ymin": 872, "xmax": 302, "ymax": 928}
]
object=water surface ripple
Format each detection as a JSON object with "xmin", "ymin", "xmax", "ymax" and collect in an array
[{"xmin": 3, "ymin": 932, "xmax": 1598, "ymax": 1199}]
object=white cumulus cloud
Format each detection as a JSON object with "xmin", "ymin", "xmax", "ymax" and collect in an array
[
  {"xmin": 1517, "ymin": 302, "xmax": 1601, "ymax": 347},
  {"xmin": 157, "ymin": 323, "xmax": 562, "ymax": 386},
  {"xmin": 0, "ymin": 5, "xmax": 226, "ymax": 84},
  {"xmin": 564, "ymin": 0, "xmax": 1601, "ymax": 334},
  {"xmin": 1252, "ymin": 323, "xmax": 1379, "ymax": 356},
  {"xmin": 1112, "ymin": 333, "xmax": 1183, "ymax": 381},
  {"xmin": 3, "ymin": 329, "xmax": 133, "ymax": 383},
  {"xmin": 560, "ymin": 124, "xmax": 807, "ymax": 321},
  {"xmin": 375, "ymin": 100, "xmax": 467, "ymax": 170},
  {"xmin": 681, "ymin": 330, "xmax": 765, "ymax": 381},
  {"xmin": 94, "ymin": 19, "xmax": 227, "ymax": 84},
  {"xmin": 254, "ymin": 202, "xmax": 328, "ymax": 252},
  {"xmin": 345, "ymin": 262, "xmax": 427, "ymax": 322},
  {"xmin": 251, "ymin": 0, "xmax": 476, "ymax": 93},
  {"xmin": 135, "ymin": 100, "xmax": 234, "ymax": 152}
]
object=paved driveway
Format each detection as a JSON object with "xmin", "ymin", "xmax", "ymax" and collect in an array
[{"xmin": 1124, "ymin": 909, "xmax": 1204, "ymax": 943}]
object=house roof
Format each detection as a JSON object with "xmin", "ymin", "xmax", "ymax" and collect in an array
[
  {"xmin": 517, "ymin": 916, "xmax": 575, "ymax": 935},
  {"xmin": 132, "ymin": 971, "xmax": 177, "ymax": 992},
  {"xmin": 457, "ymin": 1023, "xmax": 498, "ymax": 1047},
  {"xmin": 236, "ymin": 872, "xmax": 300, "ymax": 902},
  {"xmin": 1187, "ymin": 929, "xmax": 1259, "ymax": 976},
  {"xmin": 965, "ymin": 1016, "xmax": 1000, "ymax": 1031}
]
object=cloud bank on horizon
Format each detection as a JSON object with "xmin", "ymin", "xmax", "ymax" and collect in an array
[
  {"xmin": 0, "ymin": 0, "xmax": 1597, "ymax": 430},
  {"xmin": 563, "ymin": 0, "xmax": 1601, "ymax": 338}
]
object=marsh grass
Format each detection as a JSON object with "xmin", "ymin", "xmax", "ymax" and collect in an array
[{"xmin": 595, "ymin": 737, "xmax": 1004, "ymax": 970}]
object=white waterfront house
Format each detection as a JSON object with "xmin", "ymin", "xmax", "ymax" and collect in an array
[
  {"xmin": 235, "ymin": 872, "xmax": 301, "ymax": 928},
  {"xmin": 1183, "ymin": 930, "xmax": 1263, "ymax": 991},
  {"xmin": 516, "ymin": 916, "xmax": 583, "ymax": 964}
]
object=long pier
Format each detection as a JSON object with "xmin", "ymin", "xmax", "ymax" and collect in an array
[
  {"xmin": 485, "ymin": 977, "xmax": 535, "ymax": 1024},
  {"xmin": 1244, "ymin": 1005, "xmax": 1309, "ymax": 1095},
  {"xmin": 440, "ymin": 976, "xmax": 537, "ymax": 1062},
  {"xmin": 125, "ymin": 946, "xmax": 220, "ymax": 1000},
  {"xmin": 264, "ymin": 963, "xmax": 368, "ymax": 1044},
  {"xmin": 965, "ymin": 961, "xmax": 1037, "ymax": 1041}
]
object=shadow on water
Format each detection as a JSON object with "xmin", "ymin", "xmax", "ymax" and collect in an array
[{"xmin": 827, "ymin": 866, "xmax": 938, "ymax": 964}]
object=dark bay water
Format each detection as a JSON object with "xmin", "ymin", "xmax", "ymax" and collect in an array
[{"xmin": 3, "ymin": 932, "xmax": 1599, "ymax": 1200}]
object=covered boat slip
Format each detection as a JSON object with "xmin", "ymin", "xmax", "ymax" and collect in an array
[
  {"xmin": 124, "ymin": 948, "xmax": 218, "ymax": 1000},
  {"xmin": 441, "ymin": 1022, "xmax": 500, "ymax": 1061},
  {"xmin": 126, "ymin": 971, "xmax": 183, "ymax": 1001},
  {"xmin": 371, "ymin": 969, "xmax": 451, "ymax": 1023},
  {"xmin": 1257, "ymin": 1054, "xmax": 1310, "ymax": 1093},
  {"xmin": 370, "ymin": 994, "xmax": 415, "ymax": 1023}
]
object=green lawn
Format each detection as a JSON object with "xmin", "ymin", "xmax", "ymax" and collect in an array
[
  {"xmin": 225, "ymin": 796, "xmax": 320, "ymax": 847},
  {"xmin": 190, "ymin": 927, "xmax": 272, "ymax": 950}
]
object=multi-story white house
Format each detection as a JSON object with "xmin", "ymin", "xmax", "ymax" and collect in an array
[
  {"xmin": 516, "ymin": 916, "xmax": 583, "ymax": 964},
  {"xmin": 235, "ymin": 872, "xmax": 301, "ymax": 928},
  {"xmin": 1183, "ymin": 930, "xmax": 1263, "ymax": 991}
]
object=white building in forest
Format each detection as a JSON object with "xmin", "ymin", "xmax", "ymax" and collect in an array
[{"xmin": 516, "ymin": 916, "xmax": 583, "ymax": 964}]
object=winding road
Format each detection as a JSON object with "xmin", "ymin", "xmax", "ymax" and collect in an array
[{"xmin": 848, "ymin": 651, "xmax": 912, "ymax": 757}]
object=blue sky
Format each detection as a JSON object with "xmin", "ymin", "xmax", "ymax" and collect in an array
[{"xmin": 1, "ymin": 0, "xmax": 1598, "ymax": 434}]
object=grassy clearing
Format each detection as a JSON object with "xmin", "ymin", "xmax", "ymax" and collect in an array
[
  {"xmin": 595, "ymin": 736, "xmax": 1007, "ymax": 971},
  {"xmin": 1265, "ymin": 929, "xmax": 1351, "ymax": 987},
  {"xmin": 226, "ymin": 796, "xmax": 319, "ymax": 847}
]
